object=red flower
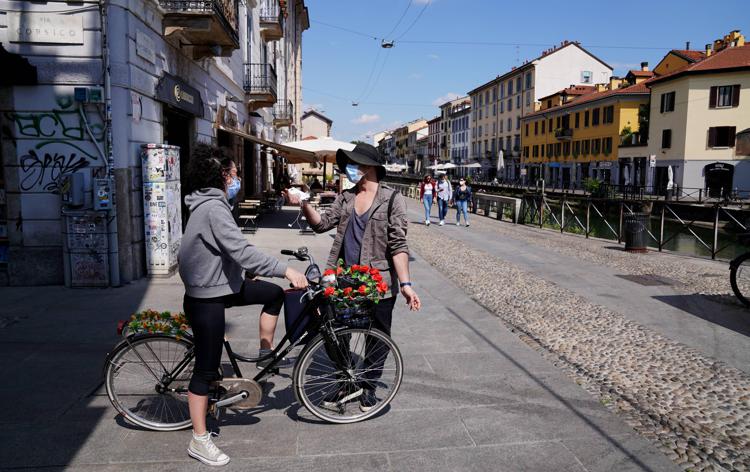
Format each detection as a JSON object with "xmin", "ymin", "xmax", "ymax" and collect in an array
[
  {"xmin": 323, "ymin": 269, "xmax": 335, "ymax": 276},
  {"xmin": 343, "ymin": 287, "xmax": 353, "ymax": 296},
  {"xmin": 358, "ymin": 265, "xmax": 370, "ymax": 273},
  {"xmin": 369, "ymin": 268, "xmax": 380, "ymax": 276},
  {"xmin": 377, "ymin": 282, "xmax": 388, "ymax": 293},
  {"xmin": 358, "ymin": 285, "xmax": 368, "ymax": 295},
  {"xmin": 372, "ymin": 273, "xmax": 383, "ymax": 283},
  {"xmin": 336, "ymin": 267, "xmax": 344, "ymax": 275},
  {"xmin": 351, "ymin": 264, "xmax": 360, "ymax": 272},
  {"xmin": 324, "ymin": 287, "xmax": 335, "ymax": 297}
]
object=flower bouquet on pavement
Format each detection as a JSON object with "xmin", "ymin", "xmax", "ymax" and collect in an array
[{"xmin": 321, "ymin": 260, "xmax": 389, "ymax": 327}]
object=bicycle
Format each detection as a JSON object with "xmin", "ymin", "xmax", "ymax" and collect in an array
[
  {"xmin": 730, "ymin": 233, "xmax": 750, "ymax": 307},
  {"xmin": 103, "ymin": 247, "xmax": 404, "ymax": 430}
]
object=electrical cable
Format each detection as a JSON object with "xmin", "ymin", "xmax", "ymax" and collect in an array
[
  {"xmin": 385, "ymin": 0, "xmax": 413, "ymax": 39},
  {"xmin": 394, "ymin": 0, "xmax": 431, "ymax": 40}
]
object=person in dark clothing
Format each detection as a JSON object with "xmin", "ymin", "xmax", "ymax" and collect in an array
[{"xmin": 453, "ymin": 177, "xmax": 472, "ymax": 227}]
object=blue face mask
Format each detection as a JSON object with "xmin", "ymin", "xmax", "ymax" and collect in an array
[
  {"xmin": 345, "ymin": 164, "xmax": 362, "ymax": 184},
  {"xmin": 227, "ymin": 176, "xmax": 241, "ymax": 200}
]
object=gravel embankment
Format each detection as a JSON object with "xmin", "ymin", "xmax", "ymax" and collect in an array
[{"xmin": 409, "ymin": 224, "xmax": 750, "ymax": 472}]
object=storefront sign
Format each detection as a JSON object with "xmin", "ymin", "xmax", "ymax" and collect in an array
[
  {"xmin": 649, "ymin": 154, "xmax": 656, "ymax": 168},
  {"xmin": 9, "ymin": 13, "xmax": 84, "ymax": 44},
  {"xmin": 155, "ymin": 73, "xmax": 204, "ymax": 117},
  {"xmin": 598, "ymin": 162, "xmax": 612, "ymax": 169},
  {"xmin": 136, "ymin": 31, "xmax": 156, "ymax": 64}
]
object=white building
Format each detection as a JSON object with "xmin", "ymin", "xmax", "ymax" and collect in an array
[
  {"xmin": 0, "ymin": 0, "xmax": 309, "ymax": 286},
  {"xmin": 301, "ymin": 110, "xmax": 333, "ymax": 138},
  {"xmin": 449, "ymin": 100, "xmax": 471, "ymax": 170}
]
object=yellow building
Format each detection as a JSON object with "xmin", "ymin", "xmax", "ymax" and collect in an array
[{"xmin": 521, "ymin": 80, "xmax": 650, "ymax": 186}]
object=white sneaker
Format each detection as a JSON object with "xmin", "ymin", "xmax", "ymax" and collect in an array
[
  {"xmin": 188, "ymin": 432, "xmax": 230, "ymax": 467},
  {"xmin": 466, "ymin": 222, "xmax": 470, "ymax": 227},
  {"xmin": 456, "ymin": 221, "xmax": 461, "ymax": 226},
  {"xmin": 425, "ymin": 220, "xmax": 430, "ymax": 226},
  {"xmin": 439, "ymin": 220, "xmax": 445, "ymax": 226}
]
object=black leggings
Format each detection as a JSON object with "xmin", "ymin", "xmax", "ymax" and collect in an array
[{"xmin": 184, "ymin": 279, "xmax": 284, "ymax": 396}]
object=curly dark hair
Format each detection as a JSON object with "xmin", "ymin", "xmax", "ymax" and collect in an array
[{"xmin": 185, "ymin": 143, "xmax": 232, "ymax": 195}]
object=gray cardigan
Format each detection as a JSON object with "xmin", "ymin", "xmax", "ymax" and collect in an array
[{"xmin": 178, "ymin": 188, "xmax": 287, "ymax": 298}]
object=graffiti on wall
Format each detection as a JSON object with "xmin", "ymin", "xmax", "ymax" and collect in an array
[{"xmin": 5, "ymin": 96, "xmax": 104, "ymax": 193}]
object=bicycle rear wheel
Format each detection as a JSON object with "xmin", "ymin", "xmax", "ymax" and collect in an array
[
  {"xmin": 293, "ymin": 327, "xmax": 403, "ymax": 424},
  {"xmin": 730, "ymin": 253, "xmax": 750, "ymax": 307},
  {"xmin": 104, "ymin": 334, "xmax": 195, "ymax": 431}
]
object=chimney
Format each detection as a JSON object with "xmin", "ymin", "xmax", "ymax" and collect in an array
[
  {"xmin": 705, "ymin": 43, "xmax": 712, "ymax": 57},
  {"xmin": 685, "ymin": 41, "xmax": 690, "ymax": 50},
  {"xmin": 640, "ymin": 61, "xmax": 649, "ymax": 72}
]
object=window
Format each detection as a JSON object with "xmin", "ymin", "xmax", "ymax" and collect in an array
[
  {"xmin": 534, "ymin": 121, "xmax": 539, "ymax": 135},
  {"xmin": 563, "ymin": 142, "xmax": 571, "ymax": 156},
  {"xmin": 603, "ymin": 106, "xmax": 614, "ymax": 124},
  {"xmin": 660, "ymin": 92, "xmax": 675, "ymax": 113},
  {"xmin": 508, "ymin": 81, "xmax": 513, "ymax": 95},
  {"xmin": 516, "ymin": 95, "xmax": 521, "ymax": 108},
  {"xmin": 506, "ymin": 136, "xmax": 512, "ymax": 151},
  {"xmin": 499, "ymin": 120, "xmax": 503, "ymax": 133},
  {"xmin": 479, "ymin": 95, "xmax": 483, "ymax": 106},
  {"xmin": 556, "ymin": 116, "xmax": 561, "ymax": 129},
  {"xmin": 478, "ymin": 109, "xmax": 482, "ymax": 120},
  {"xmin": 540, "ymin": 144, "xmax": 545, "ymax": 157},
  {"xmin": 584, "ymin": 110, "xmax": 590, "ymax": 127},
  {"xmin": 492, "ymin": 122, "xmax": 496, "ymax": 134},
  {"xmin": 592, "ymin": 108, "xmax": 600, "ymax": 126},
  {"xmin": 492, "ymin": 87, "xmax": 497, "ymax": 101},
  {"xmin": 573, "ymin": 141, "xmax": 580, "ymax": 156},
  {"xmin": 708, "ymin": 126, "xmax": 737, "ymax": 147},
  {"xmin": 500, "ymin": 101, "xmax": 504, "ymax": 113},
  {"xmin": 547, "ymin": 99, "xmax": 552, "ymax": 109},
  {"xmin": 516, "ymin": 116, "xmax": 521, "ymax": 130},
  {"xmin": 603, "ymin": 137, "xmax": 612, "ymax": 154},
  {"xmin": 507, "ymin": 118, "xmax": 512, "ymax": 131},
  {"xmin": 582, "ymin": 139, "xmax": 590, "ymax": 154},
  {"xmin": 525, "ymin": 123, "xmax": 529, "ymax": 137},
  {"xmin": 485, "ymin": 90, "xmax": 490, "ymax": 103},
  {"xmin": 526, "ymin": 92, "xmax": 531, "ymax": 106},
  {"xmin": 661, "ymin": 129, "xmax": 672, "ymax": 149},
  {"xmin": 547, "ymin": 143, "xmax": 553, "ymax": 156},
  {"xmin": 575, "ymin": 112, "xmax": 580, "ymax": 128},
  {"xmin": 548, "ymin": 118, "xmax": 553, "ymax": 130},
  {"xmin": 525, "ymin": 72, "xmax": 532, "ymax": 90},
  {"xmin": 533, "ymin": 145, "xmax": 538, "ymax": 157},
  {"xmin": 516, "ymin": 76, "xmax": 522, "ymax": 92},
  {"xmin": 592, "ymin": 138, "xmax": 601, "ymax": 154},
  {"xmin": 523, "ymin": 146, "xmax": 529, "ymax": 158},
  {"xmin": 493, "ymin": 104, "xmax": 497, "ymax": 116},
  {"xmin": 541, "ymin": 120, "xmax": 545, "ymax": 134},
  {"xmin": 581, "ymin": 71, "xmax": 592, "ymax": 83},
  {"xmin": 555, "ymin": 143, "xmax": 562, "ymax": 157},
  {"xmin": 507, "ymin": 99, "xmax": 512, "ymax": 111},
  {"xmin": 500, "ymin": 82, "xmax": 505, "ymax": 98},
  {"xmin": 478, "ymin": 125, "xmax": 482, "ymax": 136},
  {"xmin": 710, "ymin": 85, "xmax": 741, "ymax": 108}
]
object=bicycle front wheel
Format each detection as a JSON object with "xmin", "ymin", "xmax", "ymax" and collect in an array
[
  {"xmin": 731, "ymin": 253, "xmax": 750, "ymax": 307},
  {"xmin": 104, "ymin": 334, "xmax": 195, "ymax": 431},
  {"xmin": 293, "ymin": 327, "xmax": 403, "ymax": 424}
]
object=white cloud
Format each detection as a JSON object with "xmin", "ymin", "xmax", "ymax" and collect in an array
[
  {"xmin": 432, "ymin": 92, "xmax": 460, "ymax": 106},
  {"xmin": 352, "ymin": 113, "xmax": 381, "ymax": 124},
  {"xmin": 408, "ymin": 72, "xmax": 423, "ymax": 80},
  {"xmin": 427, "ymin": 54, "xmax": 440, "ymax": 60}
]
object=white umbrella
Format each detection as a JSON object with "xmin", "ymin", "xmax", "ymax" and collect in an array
[
  {"xmin": 497, "ymin": 149, "xmax": 505, "ymax": 179},
  {"xmin": 426, "ymin": 163, "xmax": 445, "ymax": 170},
  {"xmin": 442, "ymin": 163, "xmax": 457, "ymax": 169},
  {"xmin": 283, "ymin": 137, "xmax": 356, "ymax": 178},
  {"xmin": 461, "ymin": 163, "xmax": 482, "ymax": 168},
  {"xmin": 623, "ymin": 166, "xmax": 631, "ymax": 186},
  {"xmin": 667, "ymin": 165, "xmax": 674, "ymax": 190}
]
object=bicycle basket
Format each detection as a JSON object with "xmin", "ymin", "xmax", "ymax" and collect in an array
[{"xmin": 334, "ymin": 300, "xmax": 375, "ymax": 329}]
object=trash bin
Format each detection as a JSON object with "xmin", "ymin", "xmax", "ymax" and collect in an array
[{"xmin": 624, "ymin": 212, "xmax": 650, "ymax": 253}]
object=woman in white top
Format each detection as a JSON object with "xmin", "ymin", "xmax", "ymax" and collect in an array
[{"xmin": 419, "ymin": 175, "xmax": 437, "ymax": 226}]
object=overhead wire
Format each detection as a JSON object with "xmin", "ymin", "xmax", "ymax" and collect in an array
[
  {"xmin": 394, "ymin": 0, "xmax": 431, "ymax": 40},
  {"xmin": 384, "ymin": 0, "xmax": 413, "ymax": 39}
]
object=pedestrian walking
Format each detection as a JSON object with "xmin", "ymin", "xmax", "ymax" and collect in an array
[
  {"xmin": 419, "ymin": 174, "xmax": 437, "ymax": 226},
  {"xmin": 454, "ymin": 177, "xmax": 472, "ymax": 227},
  {"xmin": 178, "ymin": 144, "xmax": 308, "ymax": 467},
  {"xmin": 285, "ymin": 142, "xmax": 421, "ymax": 412},
  {"xmin": 436, "ymin": 173, "xmax": 452, "ymax": 226}
]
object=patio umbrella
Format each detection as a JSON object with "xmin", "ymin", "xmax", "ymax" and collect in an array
[
  {"xmin": 497, "ymin": 150, "xmax": 505, "ymax": 178},
  {"xmin": 283, "ymin": 137, "xmax": 356, "ymax": 178},
  {"xmin": 461, "ymin": 162, "xmax": 482, "ymax": 168},
  {"xmin": 623, "ymin": 165, "xmax": 631, "ymax": 186},
  {"xmin": 667, "ymin": 165, "xmax": 674, "ymax": 190}
]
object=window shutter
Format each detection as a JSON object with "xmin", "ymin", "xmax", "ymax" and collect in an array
[
  {"xmin": 732, "ymin": 85, "xmax": 740, "ymax": 107},
  {"xmin": 728, "ymin": 126, "xmax": 736, "ymax": 146},
  {"xmin": 709, "ymin": 86, "xmax": 717, "ymax": 108},
  {"xmin": 660, "ymin": 94, "xmax": 665, "ymax": 113},
  {"xmin": 708, "ymin": 127, "xmax": 717, "ymax": 147}
]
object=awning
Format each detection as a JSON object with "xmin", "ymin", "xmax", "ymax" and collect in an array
[{"xmin": 214, "ymin": 124, "xmax": 316, "ymax": 164}]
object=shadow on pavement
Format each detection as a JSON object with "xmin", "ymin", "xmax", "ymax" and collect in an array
[{"xmin": 652, "ymin": 294, "xmax": 750, "ymax": 336}]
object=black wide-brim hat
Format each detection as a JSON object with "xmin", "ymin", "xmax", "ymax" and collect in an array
[{"xmin": 336, "ymin": 143, "xmax": 386, "ymax": 180}]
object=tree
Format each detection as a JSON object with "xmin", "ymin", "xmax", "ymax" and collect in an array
[{"xmin": 350, "ymin": 140, "xmax": 367, "ymax": 146}]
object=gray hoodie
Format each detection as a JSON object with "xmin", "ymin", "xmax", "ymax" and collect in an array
[{"xmin": 178, "ymin": 188, "xmax": 287, "ymax": 298}]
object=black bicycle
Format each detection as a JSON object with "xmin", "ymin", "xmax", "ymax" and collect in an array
[
  {"xmin": 730, "ymin": 233, "xmax": 750, "ymax": 307},
  {"xmin": 103, "ymin": 247, "xmax": 404, "ymax": 430}
]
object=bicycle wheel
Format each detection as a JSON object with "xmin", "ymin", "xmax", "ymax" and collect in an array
[
  {"xmin": 293, "ymin": 327, "xmax": 403, "ymax": 424},
  {"xmin": 730, "ymin": 253, "xmax": 750, "ymax": 307},
  {"xmin": 104, "ymin": 334, "xmax": 195, "ymax": 431}
]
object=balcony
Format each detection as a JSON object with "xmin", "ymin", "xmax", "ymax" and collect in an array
[
  {"xmin": 259, "ymin": 0, "xmax": 283, "ymax": 41},
  {"xmin": 159, "ymin": 0, "xmax": 239, "ymax": 59},
  {"xmin": 273, "ymin": 100, "xmax": 293, "ymax": 127},
  {"xmin": 244, "ymin": 63, "xmax": 277, "ymax": 109},
  {"xmin": 554, "ymin": 128, "xmax": 573, "ymax": 140}
]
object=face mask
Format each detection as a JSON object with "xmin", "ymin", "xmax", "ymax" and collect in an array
[
  {"xmin": 345, "ymin": 164, "xmax": 362, "ymax": 184},
  {"xmin": 226, "ymin": 176, "xmax": 241, "ymax": 200}
]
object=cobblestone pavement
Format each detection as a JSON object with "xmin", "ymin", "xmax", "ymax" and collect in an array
[
  {"xmin": 463, "ymin": 204, "xmax": 737, "ymax": 301},
  {"xmin": 406, "ymin": 206, "xmax": 750, "ymax": 472}
]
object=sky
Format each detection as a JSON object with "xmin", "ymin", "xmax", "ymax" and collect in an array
[{"xmin": 301, "ymin": 0, "xmax": 749, "ymax": 143}]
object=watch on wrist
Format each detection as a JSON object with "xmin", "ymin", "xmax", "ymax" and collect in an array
[{"xmin": 399, "ymin": 282, "xmax": 412, "ymax": 288}]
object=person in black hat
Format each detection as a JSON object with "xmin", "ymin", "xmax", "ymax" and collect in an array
[{"xmin": 284, "ymin": 142, "xmax": 421, "ymax": 411}]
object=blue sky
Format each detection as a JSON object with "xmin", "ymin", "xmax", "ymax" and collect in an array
[{"xmin": 302, "ymin": 0, "xmax": 749, "ymax": 143}]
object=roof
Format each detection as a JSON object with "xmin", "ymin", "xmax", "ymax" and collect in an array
[
  {"xmin": 670, "ymin": 49, "xmax": 707, "ymax": 63},
  {"xmin": 301, "ymin": 110, "xmax": 332, "ymax": 124},
  {"xmin": 427, "ymin": 116, "xmax": 441, "ymax": 124},
  {"xmin": 538, "ymin": 85, "xmax": 596, "ymax": 102},
  {"xmin": 467, "ymin": 42, "xmax": 613, "ymax": 95},
  {"xmin": 523, "ymin": 81, "xmax": 651, "ymax": 119},
  {"xmin": 649, "ymin": 44, "xmax": 750, "ymax": 85},
  {"xmin": 626, "ymin": 70, "xmax": 655, "ymax": 78}
]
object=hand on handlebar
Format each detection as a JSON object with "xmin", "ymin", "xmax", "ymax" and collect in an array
[{"xmin": 285, "ymin": 267, "xmax": 309, "ymax": 289}]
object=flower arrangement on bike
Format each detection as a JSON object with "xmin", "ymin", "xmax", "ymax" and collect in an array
[{"xmin": 321, "ymin": 261, "xmax": 389, "ymax": 307}]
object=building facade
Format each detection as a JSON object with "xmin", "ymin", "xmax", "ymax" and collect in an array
[
  {"xmin": 301, "ymin": 110, "xmax": 332, "ymax": 138},
  {"xmin": 438, "ymin": 97, "xmax": 468, "ymax": 162},
  {"xmin": 449, "ymin": 101, "xmax": 471, "ymax": 172},
  {"xmin": 0, "ymin": 0, "xmax": 308, "ymax": 286},
  {"xmin": 407, "ymin": 123, "xmax": 429, "ymax": 173},
  {"xmin": 470, "ymin": 41, "xmax": 612, "ymax": 180},
  {"xmin": 427, "ymin": 116, "xmax": 441, "ymax": 171}
]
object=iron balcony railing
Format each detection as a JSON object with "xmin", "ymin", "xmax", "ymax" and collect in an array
[
  {"xmin": 273, "ymin": 100, "xmax": 294, "ymax": 122},
  {"xmin": 244, "ymin": 63, "xmax": 277, "ymax": 96},
  {"xmin": 159, "ymin": 0, "xmax": 239, "ymax": 42},
  {"xmin": 554, "ymin": 128, "xmax": 574, "ymax": 140},
  {"xmin": 259, "ymin": 0, "xmax": 281, "ymax": 24}
]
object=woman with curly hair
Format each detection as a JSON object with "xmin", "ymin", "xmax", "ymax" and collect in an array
[{"xmin": 178, "ymin": 143, "xmax": 308, "ymax": 466}]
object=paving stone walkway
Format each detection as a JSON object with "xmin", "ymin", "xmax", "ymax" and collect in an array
[{"xmin": 0, "ymin": 207, "xmax": 681, "ymax": 471}]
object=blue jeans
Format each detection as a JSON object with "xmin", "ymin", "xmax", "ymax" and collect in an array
[
  {"xmin": 438, "ymin": 198, "xmax": 449, "ymax": 221},
  {"xmin": 423, "ymin": 194, "xmax": 433, "ymax": 221},
  {"xmin": 455, "ymin": 200, "xmax": 469, "ymax": 224}
]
